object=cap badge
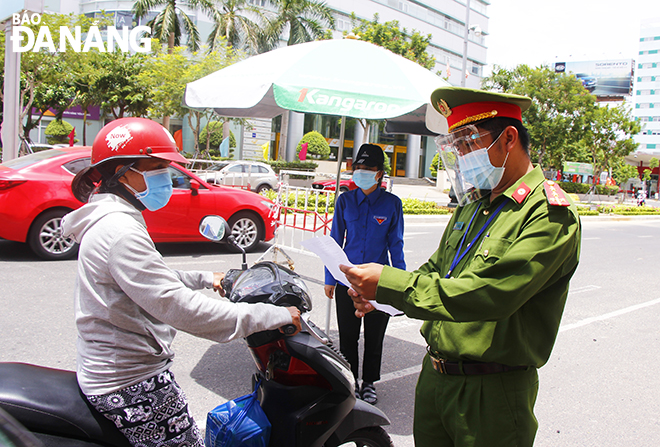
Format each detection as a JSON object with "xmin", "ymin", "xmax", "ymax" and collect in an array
[{"xmin": 436, "ymin": 99, "xmax": 452, "ymax": 118}]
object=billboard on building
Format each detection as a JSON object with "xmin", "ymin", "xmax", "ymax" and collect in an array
[{"xmin": 553, "ymin": 59, "xmax": 634, "ymax": 99}]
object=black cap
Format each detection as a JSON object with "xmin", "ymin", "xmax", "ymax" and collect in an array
[{"xmin": 354, "ymin": 144, "xmax": 384, "ymax": 169}]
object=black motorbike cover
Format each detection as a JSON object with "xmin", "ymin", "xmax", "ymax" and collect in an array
[{"xmin": 0, "ymin": 363, "xmax": 130, "ymax": 446}]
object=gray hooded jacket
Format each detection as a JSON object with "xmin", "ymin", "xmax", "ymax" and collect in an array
[{"xmin": 62, "ymin": 194, "xmax": 292, "ymax": 395}]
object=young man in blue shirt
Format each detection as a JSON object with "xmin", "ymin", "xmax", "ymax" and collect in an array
[{"xmin": 324, "ymin": 144, "xmax": 406, "ymax": 404}]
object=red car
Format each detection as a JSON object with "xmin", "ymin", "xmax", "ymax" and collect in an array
[
  {"xmin": 0, "ymin": 147, "xmax": 277, "ymax": 260},
  {"xmin": 311, "ymin": 173, "xmax": 390, "ymax": 193}
]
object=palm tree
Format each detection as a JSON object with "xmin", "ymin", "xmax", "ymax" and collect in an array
[
  {"xmin": 262, "ymin": 0, "xmax": 336, "ymax": 50},
  {"xmin": 133, "ymin": 0, "xmax": 216, "ymax": 53},
  {"xmin": 207, "ymin": 0, "xmax": 266, "ymax": 54}
]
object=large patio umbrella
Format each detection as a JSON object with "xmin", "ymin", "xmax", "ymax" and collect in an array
[{"xmin": 184, "ymin": 38, "xmax": 449, "ymax": 185}]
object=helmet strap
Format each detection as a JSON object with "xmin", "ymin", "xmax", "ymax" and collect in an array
[{"xmin": 99, "ymin": 161, "xmax": 147, "ymax": 211}]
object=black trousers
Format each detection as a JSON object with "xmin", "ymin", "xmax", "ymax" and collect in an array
[{"xmin": 335, "ymin": 284, "xmax": 390, "ymax": 383}]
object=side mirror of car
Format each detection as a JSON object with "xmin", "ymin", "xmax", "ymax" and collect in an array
[
  {"xmin": 190, "ymin": 179, "xmax": 200, "ymax": 196},
  {"xmin": 199, "ymin": 215, "xmax": 231, "ymax": 242}
]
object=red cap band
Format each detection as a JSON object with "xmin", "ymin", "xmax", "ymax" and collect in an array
[{"xmin": 447, "ymin": 101, "xmax": 523, "ymax": 132}]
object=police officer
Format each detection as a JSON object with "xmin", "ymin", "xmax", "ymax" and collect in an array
[{"xmin": 341, "ymin": 87, "xmax": 581, "ymax": 447}]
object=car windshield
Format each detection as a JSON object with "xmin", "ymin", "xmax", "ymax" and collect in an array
[
  {"xmin": 208, "ymin": 162, "xmax": 230, "ymax": 171},
  {"xmin": 1, "ymin": 149, "xmax": 68, "ymax": 170}
]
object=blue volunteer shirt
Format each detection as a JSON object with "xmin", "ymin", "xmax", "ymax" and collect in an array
[{"xmin": 325, "ymin": 187, "xmax": 406, "ymax": 286}]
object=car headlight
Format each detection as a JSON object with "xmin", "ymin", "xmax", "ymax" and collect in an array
[{"xmin": 261, "ymin": 200, "xmax": 273, "ymax": 209}]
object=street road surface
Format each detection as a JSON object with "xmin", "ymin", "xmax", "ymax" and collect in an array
[{"xmin": 1, "ymin": 216, "xmax": 660, "ymax": 446}]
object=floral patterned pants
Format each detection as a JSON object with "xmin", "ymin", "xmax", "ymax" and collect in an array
[{"xmin": 86, "ymin": 370, "xmax": 204, "ymax": 447}]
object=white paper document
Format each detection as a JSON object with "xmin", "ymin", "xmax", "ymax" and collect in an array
[{"xmin": 301, "ymin": 235, "xmax": 403, "ymax": 317}]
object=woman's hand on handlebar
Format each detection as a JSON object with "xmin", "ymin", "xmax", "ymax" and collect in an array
[
  {"xmin": 280, "ymin": 306, "xmax": 302, "ymax": 336},
  {"xmin": 212, "ymin": 272, "xmax": 226, "ymax": 297}
]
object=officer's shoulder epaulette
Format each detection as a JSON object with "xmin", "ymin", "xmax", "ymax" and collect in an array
[{"xmin": 543, "ymin": 180, "xmax": 570, "ymax": 207}]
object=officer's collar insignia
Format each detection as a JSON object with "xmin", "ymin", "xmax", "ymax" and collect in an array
[
  {"xmin": 453, "ymin": 221, "xmax": 465, "ymax": 231},
  {"xmin": 511, "ymin": 182, "xmax": 531, "ymax": 204},
  {"xmin": 374, "ymin": 216, "xmax": 387, "ymax": 225},
  {"xmin": 544, "ymin": 181, "xmax": 570, "ymax": 206},
  {"xmin": 436, "ymin": 99, "xmax": 452, "ymax": 118}
]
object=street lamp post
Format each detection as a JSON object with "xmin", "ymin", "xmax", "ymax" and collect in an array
[{"xmin": 460, "ymin": 0, "xmax": 471, "ymax": 87}]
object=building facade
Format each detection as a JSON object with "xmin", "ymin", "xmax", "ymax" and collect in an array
[
  {"xmin": 22, "ymin": 0, "xmax": 490, "ymax": 178},
  {"xmin": 633, "ymin": 18, "xmax": 660, "ymax": 153},
  {"xmin": 629, "ymin": 17, "xmax": 660, "ymax": 194}
]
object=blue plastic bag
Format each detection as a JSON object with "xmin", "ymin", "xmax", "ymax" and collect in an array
[{"xmin": 205, "ymin": 381, "xmax": 271, "ymax": 447}]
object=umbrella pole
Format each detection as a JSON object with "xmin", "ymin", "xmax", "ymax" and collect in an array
[
  {"xmin": 326, "ymin": 115, "xmax": 347, "ymax": 334},
  {"xmin": 333, "ymin": 116, "xmax": 347, "ymax": 204}
]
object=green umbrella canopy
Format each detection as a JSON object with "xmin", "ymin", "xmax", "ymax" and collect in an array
[{"xmin": 184, "ymin": 38, "xmax": 448, "ymax": 133}]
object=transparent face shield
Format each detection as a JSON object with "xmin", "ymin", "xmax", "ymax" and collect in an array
[{"xmin": 435, "ymin": 124, "xmax": 503, "ymax": 206}]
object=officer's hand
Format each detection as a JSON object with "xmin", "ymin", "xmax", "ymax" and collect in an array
[
  {"xmin": 212, "ymin": 272, "xmax": 226, "ymax": 297},
  {"xmin": 339, "ymin": 263, "xmax": 383, "ymax": 301},
  {"xmin": 279, "ymin": 306, "xmax": 302, "ymax": 335},
  {"xmin": 324, "ymin": 285, "xmax": 335, "ymax": 300}
]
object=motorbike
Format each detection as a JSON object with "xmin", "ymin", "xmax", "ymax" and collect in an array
[{"xmin": 0, "ymin": 215, "xmax": 393, "ymax": 447}]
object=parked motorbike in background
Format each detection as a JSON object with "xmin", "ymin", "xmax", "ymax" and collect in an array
[{"xmin": 0, "ymin": 216, "xmax": 392, "ymax": 447}]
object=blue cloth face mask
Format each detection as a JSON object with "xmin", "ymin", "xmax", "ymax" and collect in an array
[
  {"xmin": 126, "ymin": 167, "xmax": 173, "ymax": 211},
  {"xmin": 352, "ymin": 169, "xmax": 379, "ymax": 190},
  {"xmin": 458, "ymin": 131, "xmax": 508, "ymax": 192}
]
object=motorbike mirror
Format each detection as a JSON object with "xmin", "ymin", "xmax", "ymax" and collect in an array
[{"xmin": 199, "ymin": 215, "xmax": 230, "ymax": 242}]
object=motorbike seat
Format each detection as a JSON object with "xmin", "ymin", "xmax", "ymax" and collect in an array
[{"xmin": 0, "ymin": 363, "xmax": 131, "ymax": 446}]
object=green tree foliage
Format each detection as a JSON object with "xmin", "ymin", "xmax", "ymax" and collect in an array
[
  {"xmin": 429, "ymin": 152, "xmax": 443, "ymax": 177},
  {"xmin": 261, "ymin": 0, "xmax": 335, "ymax": 50},
  {"xmin": 581, "ymin": 104, "xmax": 640, "ymax": 181},
  {"xmin": 347, "ymin": 13, "xmax": 435, "ymax": 70},
  {"xmin": 199, "ymin": 121, "xmax": 236, "ymax": 158},
  {"xmin": 383, "ymin": 151, "xmax": 391, "ymax": 175},
  {"xmin": 9, "ymin": 13, "xmax": 111, "ymax": 141},
  {"xmin": 45, "ymin": 119, "xmax": 77, "ymax": 145},
  {"xmin": 483, "ymin": 65, "xmax": 597, "ymax": 170},
  {"xmin": 133, "ymin": 0, "xmax": 217, "ymax": 52},
  {"xmin": 207, "ymin": 0, "xmax": 266, "ymax": 54},
  {"xmin": 297, "ymin": 131, "xmax": 331, "ymax": 159},
  {"xmin": 612, "ymin": 159, "xmax": 639, "ymax": 187},
  {"xmin": 140, "ymin": 43, "xmax": 243, "ymax": 156},
  {"xmin": 93, "ymin": 51, "xmax": 151, "ymax": 119}
]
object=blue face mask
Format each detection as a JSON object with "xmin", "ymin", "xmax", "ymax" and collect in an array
[
  {"xmin": 458, "ymin": 131, "xmax": 508, "ymax": 192},
  {"xmin": 127, "ymin": 167, "xmax": 173, "ymax": 211},
  {"xmin": 353, "ymin": 169, "xmax": 379, "ymax": 190}
]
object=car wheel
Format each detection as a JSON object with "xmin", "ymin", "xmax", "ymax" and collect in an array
[
  {"xmin": 339, "ymin": 186, "xmax": 350, "ymax": 193},
  {"xmin": 27, "ymin": 209, "xmax": 78, "ymax": 260},
  {"xmin": 256, "ymin": 184, "xmax": 272, "ymax": 194},
  {"xmin": 228, "ymin": 212, "xmax": 262, "ymax": 252}
]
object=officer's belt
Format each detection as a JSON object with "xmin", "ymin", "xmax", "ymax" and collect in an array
[{"xmin": 427, "ymin": 348, "xmax": 529, "ymax": 376}]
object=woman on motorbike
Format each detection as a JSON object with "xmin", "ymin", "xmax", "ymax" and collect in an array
[{"xmin": 62, "ymin": 118, "xmax": 301, "ymax": 447}]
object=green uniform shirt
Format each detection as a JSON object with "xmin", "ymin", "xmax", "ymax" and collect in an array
[{"xmin": 377, "ymin": 166, "xmax": 581, "ymax": 368}]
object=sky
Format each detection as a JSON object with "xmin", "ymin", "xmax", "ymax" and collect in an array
[{"xmin": 485, "ymin": 0, "xmax": 659, "ymax": 74}]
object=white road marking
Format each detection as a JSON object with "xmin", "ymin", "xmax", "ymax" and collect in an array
[
  {"xmin": 568, "ymin": 285, "xmax": 601, "ymax": 294},
  {"xmin": 379, "ymin": 293, "xmax": 660, "ymax": 383},
  {"xmin": 380, "ymin": 365, "xmax": 422, "ymax": 383},
  {"xmin": 559, "ymin": 297, "xmax": 660, "ymax": 332}
]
